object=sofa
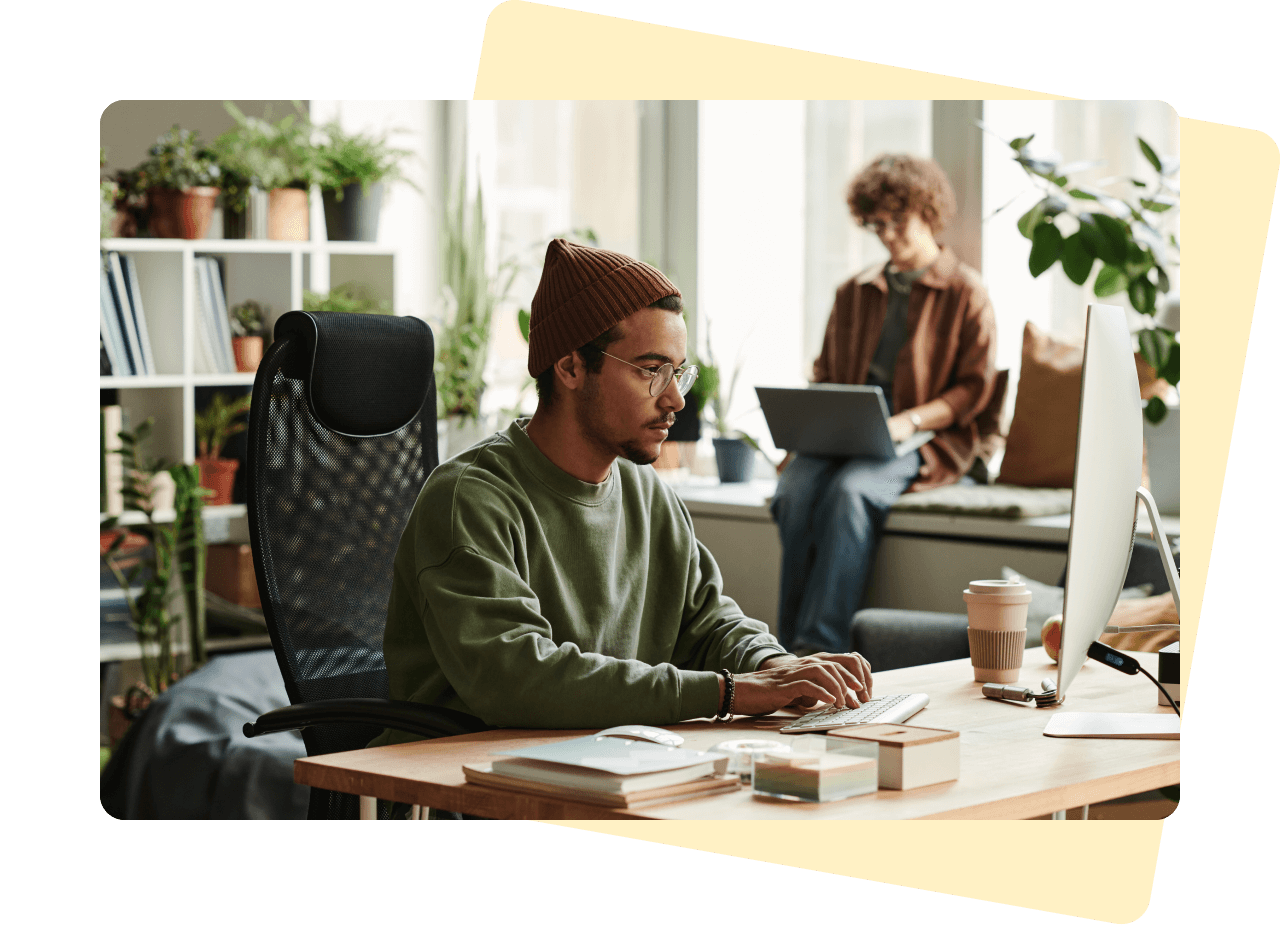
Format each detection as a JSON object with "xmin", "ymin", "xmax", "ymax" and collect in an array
[{"xmin": 850, "ymin": 536, "xmax": 1179, "ymax": 671}]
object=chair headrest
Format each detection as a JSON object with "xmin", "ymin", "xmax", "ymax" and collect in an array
[{"xmin": 273, "ymin": 311, "xmax": 435, "ymax": 436}]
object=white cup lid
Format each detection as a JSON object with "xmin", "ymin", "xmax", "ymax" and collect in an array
[{"xmin": 967, "ymin": 579, "xmax": 1027, "ymax": 594}]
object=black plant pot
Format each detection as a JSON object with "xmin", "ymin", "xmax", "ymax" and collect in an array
[
  {"xmin": 712, "ymin": 437, "xmax": 756, "ymax": 483},
  {"xmin": 667, "ymin": 401, "xmax": 703, "ymax": 442},
  {"xmin": 322, "ymin": 182, "xmax": 384, "ymax": 242},
  {"xmin": 222, "ymin": 207, "xmax": 248, "ymax": 240}
]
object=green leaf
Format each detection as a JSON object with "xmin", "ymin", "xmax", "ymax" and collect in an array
[
  {"xmin": 1138, "ymin": 327, "xmax": 1174, "ymax": 370},
  {"xmin": 1068, "ymin": 188, "xmax": 1098, "ymax": 200},
  {"xmin": 1161, "ymin": 341, "xmax": 1180, "ymax": 388},
  {"xmin": 1060, "ymin": 233, "xmax": 1094, "ymax": 285},
  {"xmin": 1128, "ymin": 275, "xmax": 1158, "ymax": 315},
  {"xmin": 1139, "ymin": 198, "xmax": 1174, "ymax": 213},
  {"xmin": 1028, "ymin": 223, "xmax": 1064, "ymax": 278},
  {"xmin": 1131, "ymin": 179, "xmax": 1148, "ymax": 188},
  {"xmin": 1144, "ymin": 395, "xmax": 1168, "ymax": 425},
  {"xmin": 1156, "ymin": 266, "xmax": 1171, "ymax": 294},
  {"xmin": 517, "ymin": 308, "xmax": 530, "ymax": 343},
  {"xmin": 1093, "ymin": 264, "xmax": 1129, "ymax": 298},
  {"xmin": 1138, "ymin": 137, "xmax": 1163, "ymax": 174},
  {"xmin": 1076, "ymin": 214, "xmax": 1126, "ymax": 265},
  {"xmin": 1016, "ymin": 198, "xmax": 1049, "ymax": 240},
  {"xmin": 1051, "ymin": 175, "xmax": 1069, "ymax": 188},
  {"xmin": 1010, "ymin": 135, "xmax": 1035, "ymax": 151},
  {"xmin": 1093, "ymin": 213, "xmax": 1131, "ymax": 264}
]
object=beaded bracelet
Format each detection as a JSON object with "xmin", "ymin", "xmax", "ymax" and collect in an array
[{"xmin": 716, "ymin": 669, "xmax": 736, "ymax": 721}]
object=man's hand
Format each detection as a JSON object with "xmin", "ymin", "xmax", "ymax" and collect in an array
[{"xmin": 732, "ymin": 652, "xmax": 874, "ymax": 716}]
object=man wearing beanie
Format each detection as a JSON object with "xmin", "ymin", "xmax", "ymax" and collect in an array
[{"xmin": 372, "ymin": 239, "xmax": 874, "ymax": 745}]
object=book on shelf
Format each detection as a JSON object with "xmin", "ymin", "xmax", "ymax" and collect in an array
[
  {"xmin": 489, "ymin": 736, "xmax": 731, "ymax": 794},
  {"xmin": 121, "ymin": 254, "xmax": 156, "ymax": 375},
  {"xmin": 194, "ymin": 257, "xmax": 236, "ymax": 374},
  {"xmin": 106, "ymin": 251, "xmax": 149, "ymax": 376},
  {"xmin": 100, "ymin": 334, "xmax": 113, "ymax": 376},
  {"xmin": 100, "ymin": 256, "xmax": 131, "ymax": 375},
  {"xmin": 462, "ymin": 762, "xmax": 740, "ymax": 809},
  {"xmin": 101, "ymin": 404, "xmax": 124, "ymax": 515},
  {"xmin": 204, "ymin": 257, "xmax": 236, "ymax": 374}
]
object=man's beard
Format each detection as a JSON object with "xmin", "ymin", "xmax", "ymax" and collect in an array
[{"xmin": 576, "ymin": 376, "xmax": 672, "ymax": 466}]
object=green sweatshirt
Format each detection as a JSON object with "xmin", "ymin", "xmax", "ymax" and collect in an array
[{"xmin": 370, "ymin": 420, "xmax": 786, "ymax": 745}]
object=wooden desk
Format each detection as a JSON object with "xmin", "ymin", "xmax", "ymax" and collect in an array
[{"xmin": 294, "ymin": 650, "xmax": 1178, "ymax": 820}]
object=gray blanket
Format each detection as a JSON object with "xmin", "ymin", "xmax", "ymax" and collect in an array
[{"xmin": 101, "ymin": 650, "xmax": 308, "ymax": 819}]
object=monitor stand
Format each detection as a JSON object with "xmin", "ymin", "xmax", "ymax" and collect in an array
[{"xmin": 1044, "ymin": 487, "xmax": 1182, "ymax": 740}]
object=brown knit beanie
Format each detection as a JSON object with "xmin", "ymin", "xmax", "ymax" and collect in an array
[{"xmin": 526, "ymin": 238, "xmax": 682, "ymax": 377}]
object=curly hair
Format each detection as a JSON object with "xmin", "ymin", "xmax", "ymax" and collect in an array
[{"xmin": 846, "ymin": 154, "xmax": 956, "ymax": 234}]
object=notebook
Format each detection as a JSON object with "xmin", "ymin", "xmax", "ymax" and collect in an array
[
  {"xmin": 755, "ymin": 384, "xmax": 935, "ymax": 460},
  {"xmin": 490, "ymin": 736, "xmax": 730, "ymax": 794}
]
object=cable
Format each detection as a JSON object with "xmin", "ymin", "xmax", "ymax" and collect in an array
[
  {"xmin": 1137, "ymin": 664, "xmax": 1180, "ymax": 717},
  {"xmin": 1087, "ymin": 641, "xmax": 1180, "ymax": 717}
]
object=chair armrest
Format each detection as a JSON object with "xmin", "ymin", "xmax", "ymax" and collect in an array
[{"xmin": 243, "ymin": 698, "xmax": 489, "ymax": 741}]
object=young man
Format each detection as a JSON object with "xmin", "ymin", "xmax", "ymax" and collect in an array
[
  {"xmin": 771, "ymin": 154, "xmax": 998, "ymax": 656},
  {"xmin": 372, "ymin": 239, "xmax": 873, "ymax": 744}
]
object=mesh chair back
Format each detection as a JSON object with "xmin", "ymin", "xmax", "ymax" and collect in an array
[{"xmin": 247, "ymin": 311, "xmax": 437, "ymax": 770}]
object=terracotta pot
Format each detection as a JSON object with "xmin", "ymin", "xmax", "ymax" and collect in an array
[
  {"xmin": 267, "ymin": 187, "xmax": 309, "ymax": 241},
  {"xmin": 197, "ymin": 456, "xmax": 240, "ymax": 506},
  {"xmin": 232, "ymin": 336, "xmax": 264, "ymax": 373},
  {"xmin": 148, "ymin": 187, "xmax": 219, "ymax": 239}
]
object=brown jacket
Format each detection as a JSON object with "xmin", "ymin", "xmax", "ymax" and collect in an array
[{"xmin": 813, "ymin": 246, "xmax": 997, "ymax": 491}]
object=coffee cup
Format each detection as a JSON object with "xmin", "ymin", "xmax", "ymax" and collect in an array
[{"xmin": 963, "ymin": 579, "xmax": 1032, "ymax": 683}]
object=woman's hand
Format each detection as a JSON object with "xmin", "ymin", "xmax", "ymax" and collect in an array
[{"xmin": 886, "ymin": 412, "xmax": 917, "ymax": 444}]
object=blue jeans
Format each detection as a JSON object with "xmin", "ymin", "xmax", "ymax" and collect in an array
[{"xmin": 770, "ymin": 452, "xmax": 921, "ymax": 653}]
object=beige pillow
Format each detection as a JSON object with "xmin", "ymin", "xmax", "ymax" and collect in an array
[
  {"xmin": 997, "ymin": 321, "xmax": 1170, "ymax": 488},
  {"xmin": 1099, "ymin": 593, "xmax": 1179, "ymax": 652}
]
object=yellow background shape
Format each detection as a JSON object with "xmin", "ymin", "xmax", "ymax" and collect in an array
[{"xmin": 475, "ymin": 2, "xmax": 1279, "ymax": 921}]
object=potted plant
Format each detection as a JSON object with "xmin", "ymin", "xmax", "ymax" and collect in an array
[
  {"xmin": 102, "ymin": 418, "xmax": 208, "ymax": 738},
  {"xmin": 303, "ymin": 282, "xmax": 392, "ymax": 315},
  {"xmin": 214, "ymin": 101, "xmax": 315, "ymax": 241},
  {"xmin": 136, "ymin": 127, "xmax": 221, "ymax": 238},
  {"xmin": 987, "ymin": 130, "xmax": 1180, "ymax": 424},
  {"xmin": 229, "ymin": 300, "xmax": 267, "ymax": 372},
  {"xmin": 195, "ymin": 392, "xmax": 252, "ymax": 505},
  {"xmin": 137, "ymin": 126, "xmax": 222, "ymax": 239},
  {"xmin": 436, "ymin": 171, "xmax": 519, "ymax": 458},
  {"xmin": 314, "ymin": 119, "xmax": 416, "ymax": 242},
  {"xmin": 702, "ymin": 324, "xmax": 762, "ymax": 483}
]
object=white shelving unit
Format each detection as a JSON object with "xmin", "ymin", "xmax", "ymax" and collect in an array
[
  {"xmin": 100, "ymin": 236, "xmax": 396, "ymax": 476},
  {"xmin": 100, "ymin": 234, "xmax": 398, "ymax": 673}
]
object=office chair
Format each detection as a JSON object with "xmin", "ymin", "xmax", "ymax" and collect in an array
[{"xmin": 242, "ymin": 310, "xmax": 487, "ymax": 820}]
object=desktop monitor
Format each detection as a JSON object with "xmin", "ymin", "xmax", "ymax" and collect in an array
[{"xmin": 1048, "ymin": 303, "xmax": 1180, "ymax": 737}]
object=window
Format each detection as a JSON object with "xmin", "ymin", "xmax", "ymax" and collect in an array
[{"xmin": 466, "ymin": 101, "xmax": 641, "ymax": 414}]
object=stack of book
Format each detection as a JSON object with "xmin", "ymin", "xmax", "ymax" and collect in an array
[
  {"xmin": 192, "ymin": 256, "xmax": 237, "ymax": 374},
  {"xmin": 463, "ymin": 735, "xmax": 739, "ymax": 810},
  {"xmin": 100, "ymin": 252, "xmax": 155, "ymax": 376}
]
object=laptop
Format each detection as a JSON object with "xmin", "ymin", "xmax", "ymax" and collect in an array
[{"xmin": 755, "ymin": 384, "xmax": 935, "ymax": 460}]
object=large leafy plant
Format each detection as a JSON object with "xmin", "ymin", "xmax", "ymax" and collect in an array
[
  {"xmin": 990, "ymin": 128, "xmax": 1180, "ymax": 422},
  {"xmin": 436, "ymin": 171, "xmax": 519, "ymax": 420},
  {"xmin": 102, "ymin": 419, "xmax": 208, "ymax": 692},
  {"xmin": 304, "ymin": 282, "xmax": 392, "ymax": 316},
  {"xmin": 214, "ymin": 101, "xmax": 315, "ymax": 191},
  {"xmin": 138, "ymin": 126, "xmax": 222, "ymax": 191},
  {"xmin": 313, "ymin": 120, "xmax": 416, "ymax": 199}
]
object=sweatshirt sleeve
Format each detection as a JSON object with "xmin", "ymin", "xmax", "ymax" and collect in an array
[{"xmin": 416, "ymin": 545, "xmax": 724, "ymax": 728}]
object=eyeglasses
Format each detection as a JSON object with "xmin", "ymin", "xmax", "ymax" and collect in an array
[
  {"xmin": 865, "ymin": 215, "xmax": 908, "ymax": 235},
  {"xmin": 601, "ymin": 352, "xmax": 700, "ymax": 398}
]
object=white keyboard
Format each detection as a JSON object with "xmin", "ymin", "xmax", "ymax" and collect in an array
[{"xmin": 778, "ymin": 692, "xmax": 930, "ymax": 734}]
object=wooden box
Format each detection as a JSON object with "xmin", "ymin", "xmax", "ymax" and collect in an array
[
  {"xmin": 205, "ymin": 543, "xmax": 261, "ymax": 609},
  {"xmin": 826, "ymin": 723, "xmax": 960, "ymax": 790}
]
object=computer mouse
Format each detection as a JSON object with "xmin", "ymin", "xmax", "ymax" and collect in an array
[{"xmin": 596, "ymin": 725, "xmax": 685, "ymax": 747}]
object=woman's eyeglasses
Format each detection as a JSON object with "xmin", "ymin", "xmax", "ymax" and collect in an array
[{"xmin": 601, "ymin": 352, "xmax": 700, "ymax": 398}]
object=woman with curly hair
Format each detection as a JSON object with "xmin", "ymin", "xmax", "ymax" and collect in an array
[{"xmin": 770, "ymin": 153, "xmax": 999, "ymax": 655}]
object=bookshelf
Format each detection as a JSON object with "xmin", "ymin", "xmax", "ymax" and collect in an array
[
  {"xmin": 99, "ymin": 236, "xmax": 396, "ymax": 491},
  {"xmin": 99, "ymin": 234, "xmax": 398, "ymax": 688}
]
